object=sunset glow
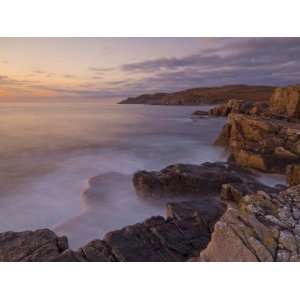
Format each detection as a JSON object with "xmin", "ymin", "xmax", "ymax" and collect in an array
[{"xmin": 1, "ymin": 37, "xmax": 300, "ymax": 100}]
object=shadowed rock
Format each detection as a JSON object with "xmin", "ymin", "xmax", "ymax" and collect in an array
[
  {"xmin": 0, "ymin": 229, "xmax": 68, "ymax": 262},
  {"xmin": 132, "ymin": 161, "xmax": 273, "ymax": 201}
]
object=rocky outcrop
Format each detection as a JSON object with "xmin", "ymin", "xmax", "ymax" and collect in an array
[
  {"xmin": 46, "ymin": 198, "xmax": 227, "ymax": 262},
  {"xmin": 215, "ymin": 113, "xmax": 300, "ymax": 172},
  {"xmin": 270, "ymin": 85, "xmax": 300, "ymax": 119},
  {"xmin": 133, "ymin": 161, "xmax": 277, "ymax": 201},
  {"xmin": 208, "ymin": 99, "xmax": 269, "ymax": 117},
  {"xmin": 194, "ymin": 184, "xmax": 300, "ymax": 262},
  {"xmin": 119, "ymin": 85, "xmax": 274, "ymax": 105},
  {"xmin": 0, "ymin": 229, "xmax": 69, "ymax": 262},
  {"xmin": 287, "ymin": 164, "xmax": 300, "ymax": 186}
]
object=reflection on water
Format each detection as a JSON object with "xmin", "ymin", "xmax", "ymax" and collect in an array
[{"xmin": 0, "ymin": 99, "xmax": 228, "ymax": 248}]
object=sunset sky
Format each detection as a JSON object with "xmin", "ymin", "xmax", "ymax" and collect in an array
[{"xmin": 1, "ymin": 37, "xmax": 300, "ymax": 99}]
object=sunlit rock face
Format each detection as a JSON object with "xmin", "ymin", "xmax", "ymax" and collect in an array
[
  {"xmin": 287, "ymin": 164, "xmax": 300, "ymax": 186},
  {"xmin": 215, "ymin": 113, "xmax": 300, "ymax": 172},
  {"xmin": 195, "ymin": 184, "xmax": 300, "ymax": 262},
  {"xmin": 270, "ymin": 85, "xmax": 300, "ymax": 119}
]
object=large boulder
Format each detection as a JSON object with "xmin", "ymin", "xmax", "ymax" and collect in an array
[
  {"xmin": 0, "ymin": 229, "xmax": 69, "ymax": 262},
  {"xmin": 133, "ymin": 161, "xmax": 276, "ymax": 201},
  {"xmin": 270, "ymin": 85, "xmax": 300, "ymax": 119},
  {"xmin": 194, "ymin": 184, "xmax": 300, "ymax": 262},
  {"xmin": 215, "ymin": 113, "xmax": 300, "ymax": 172}
]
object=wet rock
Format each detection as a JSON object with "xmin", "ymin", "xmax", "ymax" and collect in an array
[
  {"xmin": 133, "ymin": 161, "xmax": 260, "ymax": 201},
  {"xmin": 0, "ymin": 229, "xmax": 68, "ymax": 262}
]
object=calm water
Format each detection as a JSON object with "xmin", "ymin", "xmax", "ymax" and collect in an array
[{"xmin": 0, "ymin": 99, "xmax": 282, "ymax": 248}]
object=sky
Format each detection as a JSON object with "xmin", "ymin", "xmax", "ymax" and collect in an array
[{"xmin": 0, "ymin": 37, "xmax": 300, "ymax": 99}]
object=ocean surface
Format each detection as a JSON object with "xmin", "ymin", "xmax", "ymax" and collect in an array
[{"xmin": 0, "ymin": 99, "xmax": 284, "ymax": 248}]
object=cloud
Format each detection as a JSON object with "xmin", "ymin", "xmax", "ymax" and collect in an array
[
  {"xmin": 64, "ymin": 74, "xmax": 77, "ymax": 79},
  {"xmin": 116, "ymin": 38, "xmax": 300, "ymax": 95},
  {"xmin": 2, "ymin": 38, "xmax": 300, "ymax": 99},
  {"xmin": 89, "ymin": 67, "xmax": 114, "ymax": 72}
]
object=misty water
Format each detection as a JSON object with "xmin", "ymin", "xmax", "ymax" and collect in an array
[{"xmin": 0, "ymin": 99, "xmax": 284, "ymax": 248}]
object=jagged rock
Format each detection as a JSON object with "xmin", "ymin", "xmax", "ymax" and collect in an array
[
  {"xmin": 215, "ymin": 113, "xmax": 300, "ymax": 172},
  {"xmin": 103, "ymin": 213, "xmax": 211, "ymax": 262},
  {"xmin": 287, "ymin": 164, "xmax": 300, "ymax": 186},
  {"xmin": 194, "ymin": 185, "xmax": 300, "ymax": 262},
  {"xmin": 209, "ymin": 99, "xmax": 268, "ymax": 117},
  {"xmin": 133, "ymin": 161, "xmax": 276, "ymax": 201},
  {"xmin": 220, "ymin": 181, "xmax": 282, "ymax": 204},
  {"xmin": 0, "ymin": 229, "xmax": 68, "ymax": 262},
  {"xmin": 270, "ymin": 85, "xmax": 300, "ymax": 119},
  {"xmin": 77, "ymin": 240, "xmax": 117, "ymax": 262}
]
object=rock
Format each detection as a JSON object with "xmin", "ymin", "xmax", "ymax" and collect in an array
[
  {"xmin": 192, "ymin": 110, "xmax": 209, "ymax": 118},
  {"xmin": 220, "ymin": 181, "xmax": 282, "ymax": 204},
  {"xmin": 287, "ymin": 164, "xmax": 300, "ymax": 186},
  {"xmin": 166, "ymin": 199, "xmax": 226, "ymax": 233},
  {"xmin": 0, "ymin": 229, "xmax": 69, "ymax": 262},
  {"xmin": 193, "ymin": 184, "xmax": 300, "ymax": 262},
  {"xmin": 216, "ymin": 113, "xmax": 300, "ymax": 172},
  {"xmin": 103, "ymin": 213, "xmax": 211, "ymax": 262},
  {"xmin": 133, "ymin": 162, "xmax": 262, "ymax": 201},
  {"xmin": 77, "ymin": 240, "xmax": 117, "ymax": 262},
  {"xmin": 270, "ymin": 85, "xmax": 300, "ymax": 119},
  {"xmin": 209, "ymin": 99, "xmax": 269, "ymax": 117},
  {"xmin": 214, "ymin": 123, "xmax": 231, "ymax": 146}
]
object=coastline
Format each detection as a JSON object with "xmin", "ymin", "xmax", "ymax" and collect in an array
[{"xmin": 1, "ymin": 84, "xmax": 300, "ymax": 261}]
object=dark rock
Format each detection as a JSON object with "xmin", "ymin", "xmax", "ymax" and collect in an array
[
  {"xmin": 0, "ymin": 229, "xmax": 68, "ymax": 262},
  {"xmin": 133, "ymin": 161, "xmax": 263, "ymax": 201},
  {"xmin": 77, "ymin": 240, "xmax": 117, "ymax": 262}
]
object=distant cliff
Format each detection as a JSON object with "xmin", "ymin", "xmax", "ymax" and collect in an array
[{"xmin": 119, "ymin": 85, "xmax": 275, "ymax": 105}]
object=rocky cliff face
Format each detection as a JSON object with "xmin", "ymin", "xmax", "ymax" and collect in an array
[
  {"xmin": 208, "ymin": 99, "xmax": 268, "ymax": 117},
  {"xmin": 194, "ymin": 184, "xmax": 300, "ymax": 262},
  {"xmin": 215, "ymin": 113, "xmax": 300, "ymax": 172},
  {"xmin": 270, "ymin": 85, "xmax": 300, "ymax": 119},
  {"xmin": 212, "ymin": 85, "xmax": 300, "ymax": 173},
  {"xmin": 119, "ymin": 85, "xmax": 274, "ymax": 105}
]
